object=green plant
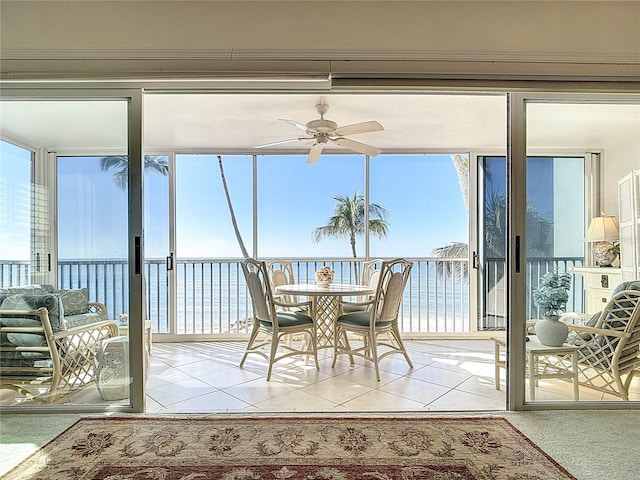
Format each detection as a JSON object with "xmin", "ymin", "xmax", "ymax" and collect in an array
[
  {"xmin": 532, "ymin": 271, "xmax": 572, "ymax": 316},
  {"xmin": 608, "ymin": 241, "xmax": 620, "ymax": 256}
]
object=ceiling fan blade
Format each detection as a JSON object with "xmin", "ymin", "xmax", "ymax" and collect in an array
[
  {"xmin": 334, "ymin": 120, "xmax": 383, "ymax": 136},
  {"xmin": 255, "ymin": 137, "xmax": 309, "ymax": 148},
  {"xmin": 307, "ymin": 142, "xmax": 324, "ymax": 164},
  {"xmin": 279, "ymin": 119, "xmax": 308, "ymax": 131},
  {"xmin": 332, "ymin": 137, "xmax": 382, "ymax": 156}
]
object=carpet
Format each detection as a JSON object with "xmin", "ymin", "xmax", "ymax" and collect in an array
[{"xmin": 2, "ymin": 415, "xmax": 576, "ymax": 480}]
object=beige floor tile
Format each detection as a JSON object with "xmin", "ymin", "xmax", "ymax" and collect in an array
[
  {"xmin": 301, "ymin": 377, "xmax": 374, "ymax": 404},
  {"xmin": 371, "ymin": 355, "xmax": 416, "ymax": 376},
  {"xmin": 146, "ymin": 376, "xmax": 217, "ymax": 406},
  {"xmin": 164, "ymin": 389, "xmax": 252, "ymax": 412},
  {"xmin": 223, "ymin": 378, "xmax": 297, "ymax": 405},
  {"xmin": 145, "ymin": 395, "xmax": 165, "ymax": 413},
  {"xmin": 267, "ymin": 367, "xmax": 332, "ymax": 386},
  {"xmin": 406, "ymin": 364, "xmax": 472, "ymax": 388},
  {"xmin": 428, "ymin": 388, "xmax": 505, "ymax": 410},
  {"xmin": 174, "ymin": 361, "xmax": 262, "ymax": 388},
  {"xmin": 146, "ymin": 366, "xmax": 193, "ymax": 390},
  {"xmin": 339, "ymin": 389, "xmax": 426, "ymax": 410},
  {"xmin": 335, "ymin": 366, "xmax": 402, "ymax": 387},
  {"xmin": 379, "ymin": 376, "xmax": 451, "ymax": 404},
  {"xmin": 455, "ymin": 376, "xmax": 506, "ymax": 402},
  {"xmin": 253, "ymin": 388, "xmax": 338, "ymax": 411}
]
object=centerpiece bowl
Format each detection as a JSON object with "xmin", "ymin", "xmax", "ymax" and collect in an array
[{"xmin": 315, "ymin": 266, "xmax": 335, "ymax": 287}]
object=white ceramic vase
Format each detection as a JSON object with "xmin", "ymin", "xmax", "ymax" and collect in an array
[{"xmin": 535, "ymin": 315, "xmax": 569, "ymax": 347}]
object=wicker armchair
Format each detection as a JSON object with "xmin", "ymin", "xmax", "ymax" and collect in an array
[
  {"xmin": 561, "ymin": 281, "xmax": 640, "ymax": 400},
  {"xmin": 0, "ymin": 304, "xmax": 118, "ymax": 403}
]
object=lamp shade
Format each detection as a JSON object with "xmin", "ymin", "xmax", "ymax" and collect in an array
[{"xmin": 586, "ymin": 215, "xmax": 619, "ymax": 242}]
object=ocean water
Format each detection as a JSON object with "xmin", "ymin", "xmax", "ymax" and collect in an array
[{"xmin": 57, "ymin": 259, "xmax": 471, "ymax": 335}]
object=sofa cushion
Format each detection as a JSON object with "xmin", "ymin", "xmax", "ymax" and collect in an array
[
  {"xmin": 56, "ymin": 288, "xmax": 88, "ymax": 316},
  {"xmin": 6, "ymin": 284, "xmax": 55, "ymax": 295},
  {"xmin": 0, "ymin": 293, "xmax": 65, "ymax": 331},
  {"xmin": 0, "ymin": 316, "xmax": 48, "ymax": 350},
  {"xmin": 64, "ymin": 312, "xmax": 106, "ymax": 329}
]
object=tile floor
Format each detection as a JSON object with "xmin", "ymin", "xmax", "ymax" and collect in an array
[
  {"xmin": 142, "ymin": 338, "xmax": 634, "ymax": 413},
  {"xmin": 2, "ymin": 338, "xmax": 636, "ymax": 409}
]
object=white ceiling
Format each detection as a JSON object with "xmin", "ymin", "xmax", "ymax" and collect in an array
[{"xmin": 0, "ymin": 93, "xmax": 638, "ymax": 155}]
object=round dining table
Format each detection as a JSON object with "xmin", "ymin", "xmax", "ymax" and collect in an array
[{"xmin": 274, "ymin": 283, "xmax": 375, "ymax": 348}]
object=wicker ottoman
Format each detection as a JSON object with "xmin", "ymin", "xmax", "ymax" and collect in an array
[{"xmin": 95, "ymin": 335, "xmax": 148, "ymax": 401}]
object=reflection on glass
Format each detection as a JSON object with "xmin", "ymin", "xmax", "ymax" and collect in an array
[{"xmin": 0, "ymin": 99, "xmax": 130, "ymax": 409}]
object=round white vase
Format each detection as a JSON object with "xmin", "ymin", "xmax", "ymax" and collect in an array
[{"xmin": 535, "ymin": 315, "xmax": 569, "ymax": 347}]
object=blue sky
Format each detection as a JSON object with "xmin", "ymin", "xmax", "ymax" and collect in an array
[
  {"xmin": 1, "ymin": 139, "xmax": 585, "ymax": 263},
  {"xmin": 2, "ymin": 141, "xmax": 469, "ymax": 260}
]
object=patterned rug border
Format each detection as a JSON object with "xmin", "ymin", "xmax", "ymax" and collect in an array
[{"xmin": 4, "ymin": 414, "xmax": 577, "ymax": 480}]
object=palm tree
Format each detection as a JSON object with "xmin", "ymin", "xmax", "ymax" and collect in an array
[
  {"xmin": 451, "ymin": 153, "xmax": 469, "ymax": 214},
  {"xmin": 100, "ymin": 155, "xmax": 169, "ymax": 190},
  {"xmin": 312, "ymin": 191, "xmax": 389, "ymax": 282},
  {"xmin": 217, "ymin": 155, "xmax": 249, "ymax": 259}
]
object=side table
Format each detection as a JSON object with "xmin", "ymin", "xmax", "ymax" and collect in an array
[
  {"xmin": 492, "ymin": 335, "xmax": 580, "ymax": 401},
  {"xmin": 117, "ymin": 319, "xmax": 153, "ymax": 354},
  {"xmin": 95, "ymin": 335, "xmax": 149, "ymax": 401}
]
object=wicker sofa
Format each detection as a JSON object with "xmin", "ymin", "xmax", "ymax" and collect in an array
[{"xmin": 0, "ymin": 284, "xmax": 118, "ymax": 403}]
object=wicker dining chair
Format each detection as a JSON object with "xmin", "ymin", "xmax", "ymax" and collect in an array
[
  {"xmin": 333, "ymin": 258, "xmax": 413, "ymax": 381},
  {"xmin": 342, "ymin": 258, "xmax": 383, "ymax": 314},
  {"xmin": 240, "ymin": 258, "xmax": 319, "ymax": 381},
  {"xmin": 265, "ymin": 260, "xmax": 302, "ymax": 308}
]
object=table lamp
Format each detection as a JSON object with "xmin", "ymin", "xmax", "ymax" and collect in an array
[{"xmin": 586, "ymin": 214, "xmax": 619, "ymax": 267}]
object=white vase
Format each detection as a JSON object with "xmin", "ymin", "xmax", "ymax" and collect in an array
[{"xmin": 535, "ymin": 315, "xmax": 569, "ymax": 347}]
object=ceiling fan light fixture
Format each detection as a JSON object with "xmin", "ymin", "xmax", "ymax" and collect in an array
[
  {"xmin": 255, "ymin": 100, "xmax": 383, "ymax": 163},
  {"xmin": 306, "ymin": 118, "xmax": 338, "ymax": 134}
]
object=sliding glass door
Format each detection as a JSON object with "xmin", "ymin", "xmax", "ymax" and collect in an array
[
  {"xmin": 0, "ymin": 141, "xmax": 33, "ymax": 286},
  {"xmin": 0, "ymin": 93, "xmax": 145, "ymax": 411},
  {"xmin": 510, "ymin": 96, "xmax": 640, "ymax": 408}
]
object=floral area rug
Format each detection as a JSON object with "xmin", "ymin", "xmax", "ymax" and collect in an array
[{"xmin": 2, "ymin": 416, "xmax": 576, "ymax": 479}]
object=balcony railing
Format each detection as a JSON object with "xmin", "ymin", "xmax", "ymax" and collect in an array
[{"xmin": 1, "ymin": 256, "xmax": 584, "ymax": 336}]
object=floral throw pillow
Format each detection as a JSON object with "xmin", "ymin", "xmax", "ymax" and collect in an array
[{"xmin": 56, "ymin": 288, "xmax": 88, "ymax": 316}]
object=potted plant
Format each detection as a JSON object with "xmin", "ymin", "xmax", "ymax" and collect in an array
[{"xmin": 532, "ymin": 271, "xmax": 572, "ymax": 346}]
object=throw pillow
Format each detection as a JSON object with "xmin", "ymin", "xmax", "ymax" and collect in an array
[
  {"xmin": 0, "ymin": 293, "xmax": 65, "ymax": 331},
  {"xmin": 56, "ymin": 288, "xmax": 88, "ymax": 316}
]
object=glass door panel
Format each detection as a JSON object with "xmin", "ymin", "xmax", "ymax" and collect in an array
[
  {"xmin": 142, "ymin": 155, "xmax": 170, "ymax": 335},
  {"xmin": 478, "ymin": 156, "xmax": 586, "ymax": 331},
  {"xmin": 524, "ymin": 100, "xmax": 640, "ymax": 404},
  {"xmin": 174, "ymin": 154, "xmax": 253, "ymax": 335},
  {"xmin": 257, "ymin": 153, "xmax": 364, "ymax": 283},
  {"xmin": 0, "ymin": 141, "xmax": 33, "ymax": 287},
  {"xmin": 370, "ymin": 153, "xmax": 470, "ymax": 335},
  {"xmin": 1, "ymin": 98, "xmax": 133, "ymax": 409}
]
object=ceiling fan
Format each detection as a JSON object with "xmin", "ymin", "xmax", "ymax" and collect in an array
[{"xmin": 255, "ymin": 99, "xmax": 384, "ymax": 163}]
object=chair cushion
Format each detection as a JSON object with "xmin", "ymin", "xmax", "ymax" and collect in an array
[
  {"xmin": 0, "ymin": 293, "xmax": 65, "ymax": 331},
  {"xmin": 337, "ymin": 310, "xmax": 392, "ymax": 328},
  {"xmin": 259, "ymin": 311, "xmax": 313, "ymax": 328},
  {"xmin": 56, "ymin": 288, "xmax": 88, "ymax": 315},
  {"xmin": 342, "ymin": 304, "xmax": 365, "ymax": 314}
]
